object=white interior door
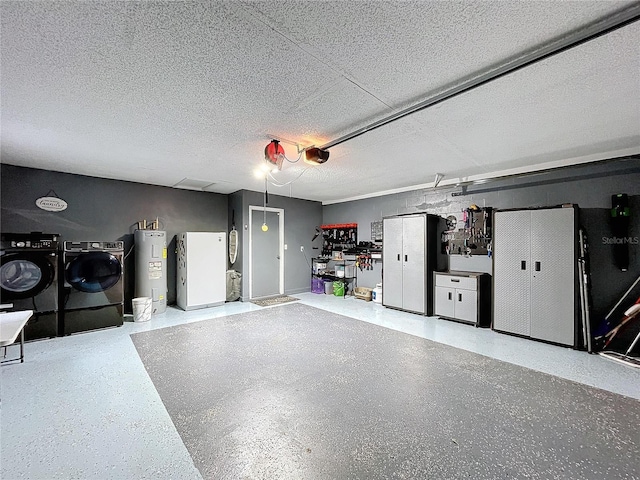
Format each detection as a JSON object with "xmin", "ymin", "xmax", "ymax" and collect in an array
[{"xmin": 249, "ymin": 206, "xmax": 284, "ymax": 299}]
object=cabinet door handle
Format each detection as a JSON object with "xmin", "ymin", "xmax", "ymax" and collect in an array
[
  {"xmin": 535, "ymin": 261, "xmax": 541, "ymax": 271},
  {"xmin": 448, "ymin": 292, "xmax": 452, "ymax": 300},
  {"xmin": 521, "ymin": 260, "xmax": 527, "ymax": 270},
  {"xmin": 397, "ymin": 254, "xmax": 400, "ymax": 261},
  {"xmin": 458, "ymin": 293, "xmax": 462, "ymax": 302},
  {"xmin": 405, "ymin": 254, "xmax": 408, "ymax": 262}
]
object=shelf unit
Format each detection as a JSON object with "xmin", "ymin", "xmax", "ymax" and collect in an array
[{"xmin": 311, "ymin": 257, "xmax": 357, "ymax": 297}]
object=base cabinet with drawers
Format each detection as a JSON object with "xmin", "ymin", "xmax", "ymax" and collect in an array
[{"xmin": 434, "ymin": 272, "xmax": 491, "ymax": 327}]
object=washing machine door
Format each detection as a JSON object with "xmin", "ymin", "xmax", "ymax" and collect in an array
[
  {"xmin": 66, "ymin": 252, "xmax": 122, "ymax": 293},
  {"xmin": 0, "ymin": 253, "xmax": 56, "ymax": 300}
]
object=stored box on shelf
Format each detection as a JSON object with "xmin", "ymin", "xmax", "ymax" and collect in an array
[{"xmin": 335, "ymin": 264, "xmax": 356, "ymax": 278}]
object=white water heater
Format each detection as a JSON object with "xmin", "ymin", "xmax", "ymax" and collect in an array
[
  {"xmin": 134, "ymin": 230, "xmax": 167, "ymax": 314},
  {"xmin": 176, "ymin": 232, "xmax": 226, "ymax": 311}
]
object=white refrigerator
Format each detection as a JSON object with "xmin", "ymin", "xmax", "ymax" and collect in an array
[{"xmin": 176, "ymin": 232, "xmax": 227, "ymax": 311}]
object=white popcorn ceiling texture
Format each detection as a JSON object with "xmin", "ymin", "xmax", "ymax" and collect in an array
[{"xmin": 1, "ymin": 1, "xmax": 639, "ymax": 202}]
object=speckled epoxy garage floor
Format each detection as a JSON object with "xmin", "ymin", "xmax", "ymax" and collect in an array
[
  {"xmin": 2, "ymin": 293, "xmax": 640, "ymax": 480},
  {"xmin": 131, "ymin": 303, "xmax": 640, "ymax": 479}
]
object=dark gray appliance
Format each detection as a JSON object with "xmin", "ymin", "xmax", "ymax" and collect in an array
[
  {"xmin": 382, "ymin": 214, "xmax": 447, "ymax": 315},
  {"xmin": 62, "ymin": 241, "xmax": 124, "ymax": 335},
  {"xmin": 0, "ymin": 232, "xmax": 60, "ymax": 340}
]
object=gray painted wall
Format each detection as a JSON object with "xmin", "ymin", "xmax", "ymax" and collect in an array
[
  {"xmin": 322, "ymin": 158, "xmax": 640, "ymax": 344},
  {"xmin": 1, "ymin": 164, "xmax": 228, "ymax": 311},
  {"xmin": 236, "ymin": 189, "xmax": 322, "ymax": 300}
]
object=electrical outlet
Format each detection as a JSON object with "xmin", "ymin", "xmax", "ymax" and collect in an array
[
  {"xmin": 300, "ymin": 246, "xmax": 304, "ymax": 252},
  {"xmin": 284, "ymin": 244, "xmax": 288, "ymax": 250}
]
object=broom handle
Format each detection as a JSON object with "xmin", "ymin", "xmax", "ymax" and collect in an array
[
  {"xmin": 626, "ymin": 330, "xmax": 640, "ymax": 356},
  {"xmin": 605, "ymin": 275, "xmax": 640, "ymax": 320}
]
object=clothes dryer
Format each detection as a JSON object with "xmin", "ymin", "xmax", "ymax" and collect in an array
[
  {"xmin": 0, "ymin": 232, "xmax": 60, "ymax": 340},
  {"xmin": 62, "ymin": 241, "xmax": 124, "ymax": 335}
]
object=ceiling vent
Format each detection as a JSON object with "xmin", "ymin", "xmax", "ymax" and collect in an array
[{"xmin": 172, "ymin": 178, "xmax": 216, "ymax": 191}]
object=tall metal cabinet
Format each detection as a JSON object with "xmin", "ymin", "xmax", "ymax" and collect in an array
[
  {"xmin": 492, "ymin": 205, "xmax": 579, "ymax": 347},
  {"xmin": 383, "ymin": 214, "xmax": 445, "ymax": 315}
]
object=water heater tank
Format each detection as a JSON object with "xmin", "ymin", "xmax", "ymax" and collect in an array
[{"xmin": 134, "ymin": 230, "xmax": 167, "ymax": 314}]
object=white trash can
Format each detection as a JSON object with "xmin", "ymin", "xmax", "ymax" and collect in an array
[{"xmin": 132, "ymin": 297, "xmax": 152, "ymax": 322}]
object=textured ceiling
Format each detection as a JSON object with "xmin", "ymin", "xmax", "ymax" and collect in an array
[{"xmin": 1, "ymin": 1, "xmax": 639, "ymax": 203}]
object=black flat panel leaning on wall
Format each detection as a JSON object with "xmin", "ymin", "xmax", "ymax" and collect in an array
[{"xmin": 0, "ymin": 164, "xmax": 228, "ymax": 311}]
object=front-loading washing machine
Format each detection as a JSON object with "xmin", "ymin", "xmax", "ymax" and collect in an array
[
  {"xmin": 62, "ymin": 241, "xmax": 124, "ymax": 335},
  {"xmin": 0, "ymin": 232, "xmax": 61, "ymax": 340}
]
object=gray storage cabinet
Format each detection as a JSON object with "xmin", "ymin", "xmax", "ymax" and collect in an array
[
  {"xmin": 434, "ymin": 272, "xmax": 492, "ymax": 327},
  {"xmin": 383, "ymin": 214, "xmax": 445, "ymax": 315},
  {"xmin": 492, "ymin": 206, "xmax": 579, "ymax": 347}
]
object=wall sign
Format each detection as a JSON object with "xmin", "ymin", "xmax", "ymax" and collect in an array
[{"xmin": 36, "ymin": 196, "xmax": 68, "ymax": 212}]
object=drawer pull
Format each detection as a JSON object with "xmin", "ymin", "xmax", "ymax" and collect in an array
[{"xmin": 450, "ymin": 278, "xmax": 460, "ymax": 283}]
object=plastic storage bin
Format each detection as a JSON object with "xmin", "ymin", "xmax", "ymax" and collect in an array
[
  {"xmin": 312, "ymin": 277, "xmax": 325, "ymax": 294},
  {"xmin": 354, "ymin": 287, "xmax": 372, "ymax": 301}
]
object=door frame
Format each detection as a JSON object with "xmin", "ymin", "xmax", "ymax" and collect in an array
[{"xmin": 248, "ymin": 205, "xmax": 285, "ymax": 299}]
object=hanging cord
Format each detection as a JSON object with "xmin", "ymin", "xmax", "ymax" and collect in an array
[
  {"xmin": 267, "ymin": 167, "xmax": 310, "ymax": 187},
  {"xmin": 263, "ymin": 177, "xmax": 268, "ymax": 227},
  {"xmin": 283, "ymin": 150, "xmax": 303, "ymax": 164},
  {"xmin": 301, "ymin": 246, "xmax": 311, "ymax": 269},
  {"xmin": 123, "ymin": 242, "xmax": 135, "ymax": 261}
]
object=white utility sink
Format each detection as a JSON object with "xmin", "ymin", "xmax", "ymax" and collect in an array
[
  {"xmin": 0, "ymin": 310, "xmax": 33, "ymax": 346},
  {"xmin": 0, "ymin": 310, "xmax": 33, "ymax": 364}
]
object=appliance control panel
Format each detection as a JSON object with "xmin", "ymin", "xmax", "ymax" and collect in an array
[
  {"xmin": 1, "ymin": 233, "xmax": 59, "ymax": 250},
  {"xmin": 64, "ymin": 241, "xmax": 124, "ymax": 252},
  {"xmin": 2, "ymin": 239, "xmax": 58, "ymax": 249}
]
